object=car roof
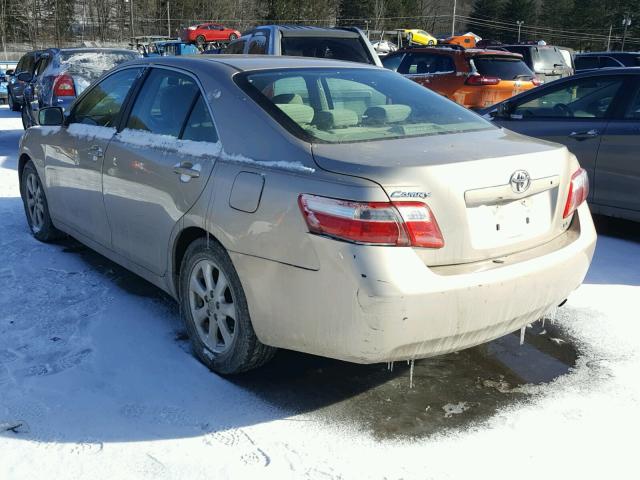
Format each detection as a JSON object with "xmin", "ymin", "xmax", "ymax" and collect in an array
[
  {"xmin": 253, "ymin": 25, "xmax": 360, "ymax": 38},
  {"xmin": 576, "ymin": 51, "xmax": 640, "ymax": 56},
  {"xmin": 392, "ymin": 47, "xmax": 522, "ymax": 58},
  {"xmin": 132, "ymin": 54, "xmax": 378, "ymax": 72}
]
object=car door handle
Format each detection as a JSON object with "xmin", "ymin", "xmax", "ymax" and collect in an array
[
  {"xmin": 569, "ymin": 129, "xmax": 600, "ymax": 140},
  {"xmin": 173, "ymin": 162, "xmax": 201, "ymax": 180},
  {"xmin": 88, "ymin": 145, "xmax": 104, "ymax": 159}
]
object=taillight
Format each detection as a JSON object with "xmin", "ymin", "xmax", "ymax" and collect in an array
[
  {"xmin": 298, "ymin": 194, "xmax": 444, "ymax": 248},
  {"xmin": 465, "ymin": 74, "xmax": 500, "ymax": 86},
  {"xmin": 531, "ymin": 77, "xmax": 542, "ymax": 86},
  {"xmin": 53, "ymin": 74, "xmax": 76, "ymax": 97},
  {"xmin": 563, "ymin": 168, "xmax": 589, "ymax": 219}
]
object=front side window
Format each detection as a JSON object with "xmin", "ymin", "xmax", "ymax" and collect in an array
[
  {"xmin": 624, "ymin": 84, "xmax": 640, "ymax": 119},
  {"xmin": 126, "ymin": 69, "xmax": 199, "ymax": 138},
  {"xmin": 238, "ymin": 68, "xmax": 493, "ymax": 144},
  {"xmin": 513, "ymin": 77, "xmax": 623, "ymax": 119},
  {"xmin": 600, "ymin": 56, "xmax": 622, "ymax": 68},
  {"xmin": 71, "ymin": 68, "xmax": 142, "ymax": 127}
]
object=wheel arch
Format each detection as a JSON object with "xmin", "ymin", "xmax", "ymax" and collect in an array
[{"xmin": 172, "ymin": 226, "xmax": 227, "ymax": 296}]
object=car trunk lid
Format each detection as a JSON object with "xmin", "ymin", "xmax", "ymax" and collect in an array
[{"xmin": 311, "ymin": 128, "xmax": 574, "ymax": 266}]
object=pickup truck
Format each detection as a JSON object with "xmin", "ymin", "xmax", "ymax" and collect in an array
[{"xmin": 224, "ymin": 25, "xmax": 382, "ymax": 67}]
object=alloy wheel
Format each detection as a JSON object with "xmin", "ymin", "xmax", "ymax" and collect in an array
[
  {"xmin": 25, "ymin": 172, "xmax": 45, "ymax": 233},
  {"xmin": 188, "ymin": 259, "xmax": 237, "ymax": 354}
]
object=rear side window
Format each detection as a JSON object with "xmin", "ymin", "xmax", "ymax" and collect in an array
[
  {"xmin": 399, "ymin": 53, "xmax": 455, "ymax": 74},
  {"xmin": 281, "ymin": 36, "xmax": 372, "ymax": 64},
  {"xmin": 71, "ymin": 68, "xmax": 142, "ymax": 127},
  {"xmin": 513, "ymin": 77, "xmax": 623, "ymax": 119},
  {"xmin": 126, "ymin": 69, "xmax": 199, "ymax": 138},
  {"xmin": 472, "ymin": 57, "xmax": 534, "ymax": 80},
  {"xmin": 181, "ymin": 95, "xmax": 218, "ymax": 142},
  {"xmin": 575, "ymin": 56, "xmax": 599, "ymax": 70}
]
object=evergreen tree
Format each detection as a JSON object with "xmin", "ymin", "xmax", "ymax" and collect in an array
[{"xmin": 467, "ymin": 0, "xmax": 504, "ymax": 40}]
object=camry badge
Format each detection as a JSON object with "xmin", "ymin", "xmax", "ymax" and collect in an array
[
  {"xmin": 390, "ymin": 190, "xmax": 431, "ymax": 199},
  {"xmin": 510, "ymin": 170, "xmax": 531, "ymax": 193}
]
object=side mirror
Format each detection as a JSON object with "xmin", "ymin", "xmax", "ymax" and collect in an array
[
  {"xmin": 17, "ymin": 71, "xmax": 33, "ymax": 82},
  {"xmin": 5, "ymin": 69, "xmax": 14, "ymax": 76},
  {"xmin": 38, "ymin": 107, "xmax": 64, "ymax": 126}
]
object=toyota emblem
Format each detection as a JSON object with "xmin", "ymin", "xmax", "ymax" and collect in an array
[{"xmin": 510, "ymin": 170, "xmax": 531, "ymax": 193}]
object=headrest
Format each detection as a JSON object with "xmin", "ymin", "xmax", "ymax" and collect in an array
[
  {"xmin": 272, "ymin": 93, "xmax": 303, "ymax": 104},
  {"xmin": 314, "ymin": 109, "xmax": 359, "ymax": 130},
  {"xmin": 276, "ymin": 103, "xmax": 314, "ymax": 125},
  {"xmin": 363, "ymin": 105, "xmax": 412, "ymax": 125}
]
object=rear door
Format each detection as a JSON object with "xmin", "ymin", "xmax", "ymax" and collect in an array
[
  {"xmin": 592, "ymin": 76, "xmax": 640, "ymax": 213},
  {"xmin": 102, "ymin": 67, "xmax": 219, "ymax": 275},
  {"xmin": 494, "ymin": 75, "xmax": 626, "ymax": 198}
]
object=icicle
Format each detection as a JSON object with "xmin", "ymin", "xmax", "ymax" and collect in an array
[
  {"xmin": 390, "ymin": 361, "xmax": 394, "ymax": 372},
  {"xmin": 409, "ymin": 359, "xmax": 415, "ymax": 389},
  {"xmin": 520, "ymin": 325, "xmax": 526, "ymax": 345},
  {"xmin": 541, "ymin": 317, "xmax": 546, "ymax": 328}
]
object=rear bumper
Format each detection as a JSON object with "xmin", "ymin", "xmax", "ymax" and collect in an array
[{"xmin": 231, "ymin": 204, "xmax": 596, "ymax": 363}]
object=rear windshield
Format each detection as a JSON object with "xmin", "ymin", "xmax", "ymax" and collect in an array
[
  {"xmin": 472, "ymin": 56, "xmax": 534, "ymax": 80},
  {"xmin": 281, "ymin": 37, "xmax": 373, "ymax": 64},
  {"xmin": 237, "ymin": 68, "xmax": 493, "ymax": 144},
  {"xmin": 59, "ymin": 50, "xmax": 139, "ymax": 81},
  {"xmin": 535, "ymin": 47, "xmax": 566, "ymax": 69}
]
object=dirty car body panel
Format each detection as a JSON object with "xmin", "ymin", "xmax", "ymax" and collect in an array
[{"xmin": 19, "ymin": 56, "xmax": 596, "ymax": 366}]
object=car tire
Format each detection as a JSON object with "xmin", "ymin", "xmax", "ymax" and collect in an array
[
  {"xmin": 179, "ymin": 238, "xmax": 276, "ymax": 374},
  {"xmin": 8, "ymin": 93, "xmax": 20, "ymax": 112},
  {"xmin": 20, "ymin": 160, "xmax": 62, "ymax": 242},
  {"xmin": 196, "ymin": 35, "xmax": 206, "ymax": 47},
  {"xmin": 229, "ymin": 33, "xmax": 238, "ymax": 41},
  {"xmin": 428, "ymin": 40, "xmax": 435, "ymax": 45}
]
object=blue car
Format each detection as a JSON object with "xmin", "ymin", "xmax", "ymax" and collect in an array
[{"xmin": 18, "ymin": 48, "xmax": 140, "ymax": 129}]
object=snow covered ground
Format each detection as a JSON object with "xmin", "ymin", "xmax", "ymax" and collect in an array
[{"xmin": 1, "ymin": 105, "xmax": 639, "ymax": 479}]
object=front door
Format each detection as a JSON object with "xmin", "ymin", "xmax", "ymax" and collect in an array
[
  {"xmin": 45, "ymin": 67, "xmax": 143, "ymax": 246},
  {"xmin": 593, "ymin": 77, "xmax": 640, "ymax": 213},
  {"xmin": 493, "ymin": 75, "xmax": 626, "ymax": 198},
  {"xmin": 102, "ymin": 67, "xmax": 219, "ymax": 275}
]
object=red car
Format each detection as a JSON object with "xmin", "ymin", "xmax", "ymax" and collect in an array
[{"xmin": 182, "ymin": 23, "xmax": 241, "ymax": 46}]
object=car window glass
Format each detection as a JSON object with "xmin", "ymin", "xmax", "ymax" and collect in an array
[
  {"xmin": 71, "ymin": 68, "xmax": 142, "ymax": 127},
  {"xmin": 181, "ymin": 94, "xmax": 218, "ymax": 142},
  {"xmin": 381, "ymin": 54, "xmax": 403, "ymax": 71},
  {"xmin": 248, "ymin": 34, "xmax": 267, "ymax": 54},
  {"xmin": 534, "ymin": 47, "xmax": 566, "ymax": 69},
  {"xmin": 242, "ymin": 68, "xmax": 493, "ymax": 144},
  {"xmin": 624, "ymin": 86, "xmax": 640, "ymax": 119},
  {"xmin": 600, "ymin": 56, "xmax": 622, "ymax": 68},
  {"xmin": 126, "ymin": 69, "xmax": 199, "ymax": 138},
  {"xmin": 226, "ymin": 39, "xmax": 246, "ymax": 54},
  {"xmin": 473, "ymin": 57, "xmax": 534, "ymax": 80},
  {"xmin": 34, "ymin": 56, "xmax": 50, "ymax": 76},
  {"xmin": 513, "ymin": 77, "xmax": 623, "ymax": 119},
  {"xmin": 325, "ymin": 77, "xmax": 386, "ymax": 119},
  {"xmin": 401, "ymin": 54, "xmax": 454, "ymax": 74},
  {"xmin": 22, "ymin": 54, "xmax": 36, "ymax": 73},
  {"xmin": 575, "ymin": 56, "xmax": 599, "ymax": 70},
  {"xmin": 281, "ymin": 37, "xmax": 370, "ymax": 64}
]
